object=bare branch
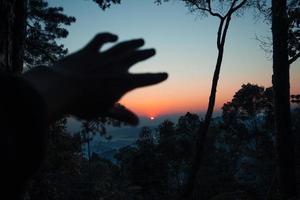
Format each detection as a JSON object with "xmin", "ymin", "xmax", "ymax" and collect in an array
[
  {"xmin": 224, "ymin": 0, "xmax": 238, "ymax": 17},
  {"xmin": 207, "ymin": 0, "xmax": 223, "ymax": 19},
  {"xmin": 289, "ymin": 52, "xmax": 300, "ymax": 64},
  {"xmin": 231, "ymin": 0, "xmax": 247, "ymax": 14},
  {"xmin": 188, "ymin": 0, "xmax": 223, "ymax": 19},
  {"xmin": 255, "ymin": 34, "xmax": 273, "ymax": 59},
  {"xmin": 230, "ymin": 0, "xmax": 239, "ymax": 10},
  {"xmin": 26, "ymin": 22, "xmax": 34, "ymax": 29}
]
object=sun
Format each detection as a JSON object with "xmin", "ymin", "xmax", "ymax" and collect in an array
[{"xmin": 150, "ymin": 117, "xmax": 155, "ymax": 121}]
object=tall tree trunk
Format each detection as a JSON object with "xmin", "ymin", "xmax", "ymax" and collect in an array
[
  {"xmin": 181, "ymin": 16, "xmax": 231, "ymax": 200},
  {"xmin": 0, "ymin": 0, "xmax": 27, "ymax": 74},
  {"xmin": 296, "ymin": 132, "xmax": 300, "ymax": 198},
  {"xmin": 272, "ymin": 0, "xmax": 297, "ymax": 198}
]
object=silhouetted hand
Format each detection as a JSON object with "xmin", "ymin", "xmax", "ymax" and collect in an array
[{"xmin": 24, "ymin": 33, "xmax": 168, "ymax": 125}]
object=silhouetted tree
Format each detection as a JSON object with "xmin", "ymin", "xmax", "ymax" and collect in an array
[
  {"xmin": 220, "ymin": 84, "xmax": 276, "ymax": 198},
  {"xmin": 0, "ymin": 0, "xmax": 121, "ymax": 72},
  {"xmin": 271, "ymin": 0, "xmax": 297, "ymax": 198},
  {"xmin": 0, "ymin": 0, "xmax": 27, "ymax": 73},
  {"xmin": 24, "ymin": 119, "xmax": 83, "ymax": 200},
  {"xmin": 115, "ymin": 127, "xmax": 170, "ymax": 200},
  {"xmin": 25, "ymin": 0, "xmax": 76, "ymax": 68},
  {"xmin": 222, "ymin": 83, "xmax": 273, "ymax": 128},
  {"xmin": 25, "ymin": 0, "xmax": 124, "ymax": 68},
  {"xmin": 157, "ymin": 120, "xmax": 186, "ymax": 196},
  {"xmin": 287, "ymin": 0, "xmax": 300, "ymax": 64},
  {"xmin": 115, "ymin": 115, "xmax": 197, "ymax": 199},
  {"xmin": 156, "ymin": 1, "xmax": 249, "ymax": 198},
  {"xmin": 256, "ymin": 0, "xmax": 300, "ymax": 65}
]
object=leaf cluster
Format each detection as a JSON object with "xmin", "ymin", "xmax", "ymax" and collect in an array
[
  {"xmin": 25, "ymin": 0, "xmax": 76, "ymax": 68},
  {"xmin": 93, "ymin": 0, "xmax": 121, "ymax": 10}
]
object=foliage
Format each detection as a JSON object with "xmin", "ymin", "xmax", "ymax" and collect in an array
[
  {"xmin": 155, "ymin": 0, "xmax": 252, "ymax": 17},
  {"xmin": 287, "ymin": 0, "xmax": 300, "ymax": 64},
  {"xmin": 24, "ymin": 119, "xmax": 83, "ymax": 200},
  {"xmin": 22, "ymin": 86, "xmax": 288, "ymax": 200},
  {"xmin": 25, "ymin": 0, "xmax": 75, "ymax": 68},
  {"xmin": 116, "ymin": 127, "xmax": 170, "ymax": 200},
  {"xmin": 115, "ymin": 112, "xmax": 241, "ymax": 199},
  {"xmin": 222, "ymin": 83, "xmax": 273, "ymax": 128},
  {"xmin": 24, "ymin": 0, "xmax": 122, "ymax": 67},
  {"xmin": 24, "ymin": 120, "xmax": 129, "ymax": 200},
  {"xmin": 292, "ymin": 107, "xmax": 300, "ymax": 134},
  {"xmin": 256, "ymin": 0, "xmax": 300, "ymax": 64},
  {"xmin": 73, "ymin": 84, "xmax": 296, "ymax": 200},
  {"xmin": 219, "ymin": 83, "xmax": 276, "ymax": 198},
  {"xmin": 69, "ymin": 153, "xmax": 136, "ymax": 200},
  {"xmin": 112, "ymin": 107, "xmax": 278, "ymax": 199},
  {"xmin": 93, "ymin": 0, "xmax": 121, "ymax": 10}
]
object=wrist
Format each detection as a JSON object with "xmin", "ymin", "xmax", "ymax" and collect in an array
[{"xmin": 22, "ymin": 66, "xmax": 69, "ymax": 122}]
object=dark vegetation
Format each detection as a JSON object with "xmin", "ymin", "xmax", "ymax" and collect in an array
[
  {"xmin": 0, "ymin": 0, "xmax": 299, "ymax": 199},
  {"xmin": 24, "ymin": 84, "xmax": 300, "ymax": 200}
]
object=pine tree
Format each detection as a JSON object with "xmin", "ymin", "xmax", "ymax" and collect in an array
[{"xmin": 25, "ymin": 0, "xmax": 76, "ymax": 68}]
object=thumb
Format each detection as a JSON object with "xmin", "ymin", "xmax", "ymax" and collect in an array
[{"xmin": 107, "ymin": 104, "xmax": 139, "ymax": 126}]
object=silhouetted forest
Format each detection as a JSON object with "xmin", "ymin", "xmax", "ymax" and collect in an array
[
  {"xmin": 0, "ymin": 0, "xmax": 299, "ymax": 200},
  {"xmin": 22, "ymin": 84, "xmax": 300, "ymax": 200}
]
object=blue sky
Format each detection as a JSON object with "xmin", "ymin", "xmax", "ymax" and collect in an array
[{"xmin": 48, "ymin": 0, "xmax": 299, "ymax": 117}]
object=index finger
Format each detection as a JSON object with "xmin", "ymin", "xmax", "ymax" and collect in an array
[
  {"xmin": 103, "ymin": 39, "xmax": 145, "ymax": 56},
  {"xmin": 126, "ymin": 73, "xmax": 168, "ymax": 90},
  {"xmin": 84, "ymin": 33, "xmax": 118, "ymax": 52}
]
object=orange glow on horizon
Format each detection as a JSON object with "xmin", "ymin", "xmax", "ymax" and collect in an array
[
  {"xmin": 120, "ymin": 88, "xmax": 232, "ymax": 117},
  {"xmin": 119, "ymin": 63, "xmax": 299, "ymax": 117}
]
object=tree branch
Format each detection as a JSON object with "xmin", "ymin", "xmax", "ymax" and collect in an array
[
  {"xmin": 231, "ymin": 0, "xmax": 247, "ymax": 14},
  {"xmin": 217, "ymin": 19, "xmax": 225, "ymax": 49},
  {"xmin": 188, "ymin": 0, "xmax": 223, "ymax": 19},
  {"xmin": 221, "ymin": 16, "xmax": 232, "ymax": 46},
  {"xmin": 230, "ymin": 0, "xmax": 239, "ymax": 10},
  {"xmin": 26, "ymin": 22, "xmax": 34, "ymax": 29},
  {"xmin": 36, "ymin": 45, "xmax": 56, "ymax": 62},
  {"xmin": 289, "ymin": 52, "xmax": 300, "ymax": 64},
  {"xmin": 207, "ymin": 0, "xmax": 223, "ymax": 19},
  {"xmin": 224, "ymin": 0, "xmax": 238, "ymax": 17}
]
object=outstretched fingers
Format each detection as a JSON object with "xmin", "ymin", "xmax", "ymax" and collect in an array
[
  {"xmin": 84, "ymin": 33, "xmax": 118, "ymax": 52},
  {"xmin": 117, "ymin": 49, "xmax": 156, "ymax": 71},
  {"xmin": 105, "ymin": 72, "xmax": 168, "ymax": 124},
  {"xmin": 104, "ymin": 39, "xmax": 145, "ymax": 56},
  {"xmin": 127, "ymin": 73, "xmax": 168, "ymax": 90}
]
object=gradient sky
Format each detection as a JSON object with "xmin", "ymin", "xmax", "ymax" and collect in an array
[{"xmin": 49, "ymin": 0, "xmax": 299, "ymax": 117}]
